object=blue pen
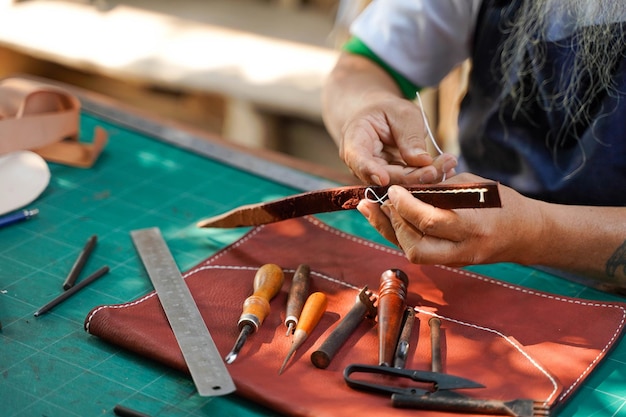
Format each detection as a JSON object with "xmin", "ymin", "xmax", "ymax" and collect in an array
[{"xmin": 0, "ymin": 208, "xmax": 39, "ymax": 229}]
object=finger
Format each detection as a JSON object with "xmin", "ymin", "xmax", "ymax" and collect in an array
[
  {"xmin": 387, "ymin": 185, "xmax": 467, "ymax": 242},
  {"xmin": 383, "ymin": 196, "xmax": 475, "ymax": 267},
  {"xmin": 398, "ymin": 233, "xmax": 471, "ymax": 267},
  {"xmin": 341, "ymin": 126, "xmax": 393, "ymax": 186},
  {"xmin": 382, "ymin": 201, "xmax": 425, "ymax": 240},
  {"xmin": 382, "ymin": 153, "xmax": 458, "ymax": 185},
  {"xmin": 400, "ymin": 153, "xmax": 458, "ymax": 184},
  {"xmin": 387, "ymin": 164, "xmax": 438, "ymax": 185},
  {"xmin": 357, "ymin": 200, "xmax": 400, "ymax": 246},
  {"xmin": 385, "ymin": 105, "xmax": 433, "ymax": 166},
  {"xmin": 444, "ymin": 167, "xmax": 457, "ymax": 179},
  {"xmin": 441, "ymin": 172, "xmax": 483, "ymax": 184},
  {"xmin": 349, "ymin": 156, "xmax": 391, "ymax": 186},
  {"xmin": 432, "ymin": 154, "xmax": 458, "ymax": 182},
  {"xmin": 391, "ymin": 127, "xmax": 434, "ymax": 168}
]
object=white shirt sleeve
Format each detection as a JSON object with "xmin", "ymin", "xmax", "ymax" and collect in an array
[{"xmin": 351, "ymin": 0, "xmax": 482, "ymax": 88}]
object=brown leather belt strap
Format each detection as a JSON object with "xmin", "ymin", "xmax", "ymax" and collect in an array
[{"xmin": 197, "ymin": 182, "xmax": 502, "ymax": 228}]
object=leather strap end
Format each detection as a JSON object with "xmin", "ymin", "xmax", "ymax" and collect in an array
[{"xmin": 34, "ymin": 126, "xmax": 108, "ymax": 168}]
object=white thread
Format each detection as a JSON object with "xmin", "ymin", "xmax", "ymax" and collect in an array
[
  {"xmin": 364, "ymin": 187, "xmax": 388, "ymax": 204},
  {"xmin": 415, "ymin": 90, "xmax": 446, "ymax": 182},
  {"xmin": 416, "ymin": 91, "xmax": 444, "ymax": 157}
]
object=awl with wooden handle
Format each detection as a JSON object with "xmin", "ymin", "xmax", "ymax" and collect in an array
[
  {"xmin": 285, "ymin": 264, "xmax": 311, "ymax": 336},
  {"xmin": 279, "ymin": 291, "xmax": 327, "ymax": 374},
  {"xmin": 225, "ymin": 263, "xmax": 284, "ymax": 364}
]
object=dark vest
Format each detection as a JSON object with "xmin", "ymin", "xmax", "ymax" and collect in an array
[{"xmin": 457, "ymin": 0, "xmax": 626, "ymax": 205}]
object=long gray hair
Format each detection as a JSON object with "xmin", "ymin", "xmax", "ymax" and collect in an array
[{"xmin": 497, "ymin": 1, "xmax": 626, "ymax": 163}]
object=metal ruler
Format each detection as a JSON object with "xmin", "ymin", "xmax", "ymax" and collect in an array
[{"xmin": 131, "ymin": 227, "xmax": 236, "ymax": 396}]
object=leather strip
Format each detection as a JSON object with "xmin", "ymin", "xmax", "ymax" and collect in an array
[{"xmin": 197, "ymin": 182, "xmax": 501, "ymax": 228}]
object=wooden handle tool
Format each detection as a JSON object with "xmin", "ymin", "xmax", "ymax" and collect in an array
[
  {"xmin": 225, "ymin": 264, "xmax": 284, "ymax": 364},
  {"xmin": 285, "ymin": 264, "xmax": 311, "ymax": 336},
  {"xmin": 378, "ymin": 269, "xmax": 409, "ymax": 367},
  {"xmin": 279, "ymin": 291, "xmax": 327, "ymax": 374}
]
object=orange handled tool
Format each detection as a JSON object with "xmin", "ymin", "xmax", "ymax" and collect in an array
[
  {"xmin": 225, "ymin": 263, "xmax": 284, "ymax": 364},
  {"xmin": 279, "ymin": 291, "xmax": 327, "ymax": 374}
]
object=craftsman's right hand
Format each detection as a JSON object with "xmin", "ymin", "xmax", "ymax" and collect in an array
[
  {"xmin": 322, "ymin": 52, "xmax": 457, "ymax": 186},
  {"xmin": 339, "ymin": 94, "xmax": 458, "ymax": 186}
]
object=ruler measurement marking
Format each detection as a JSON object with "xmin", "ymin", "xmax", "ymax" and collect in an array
[{"xmin": 131, "ymin": 227, "xmax": 236, "ymax": 396}]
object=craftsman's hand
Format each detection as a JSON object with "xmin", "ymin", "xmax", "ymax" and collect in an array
[
  {"xmin": 356, "ymin": 173, "xmax": 543, "ymax": 267},
  {"xmin": 339, "ymin": 94, "xmax": 458, "ymax": 186},
  {"xmin": 322, "ymin": 53, "xmax": 457, "ymax": 186}
]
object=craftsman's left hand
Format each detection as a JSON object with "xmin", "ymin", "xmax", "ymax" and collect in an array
[{"xmin": 356, "ymin": 173, "xmax": 544, "ymax": 267}]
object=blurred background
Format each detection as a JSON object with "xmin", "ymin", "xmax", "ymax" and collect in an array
[{"xmin": 0, "ymin": 0, "xmax": 466, "ymax": 174}]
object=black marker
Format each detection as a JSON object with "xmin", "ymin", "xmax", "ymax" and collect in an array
[{"xmin": 34, "ymin": 266, "xmax": 109, "ymax": 317}]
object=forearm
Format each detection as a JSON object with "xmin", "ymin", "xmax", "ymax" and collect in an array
[
  {"xmin": 524, "ymin": 202, "xmax": 626, "ymax": 285},
  {"xmin": 321, "ymin": 52, "xmax": 403, "ymax": 145}
]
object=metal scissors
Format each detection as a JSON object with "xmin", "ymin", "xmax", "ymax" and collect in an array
[
  {"xmin": 344, "ymin": 363, "xmax": 484, "ymax": 397},
  {"xmin": 344, "ymin": 364, "xmax": 549, "ymax": 416}
]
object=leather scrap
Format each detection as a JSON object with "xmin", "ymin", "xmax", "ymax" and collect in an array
[
  {"xmin": 0, "ymin": 76, "xmax": 107, "ymax": 168},
  {"xmin": 197, "ymin": 182, "xmax": 501, "ymax": 228}
]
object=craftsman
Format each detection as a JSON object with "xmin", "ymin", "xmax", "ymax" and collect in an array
[{"xmin": 321, "ymin": 1, "xmax": 626, "ymax": 286}]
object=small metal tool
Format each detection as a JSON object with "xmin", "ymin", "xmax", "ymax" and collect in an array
[
  {"xmin": 311, "ymin": 286, "xmax": 377, "ymax": 369},
  {"xmin": 279, "ymin": 291, "xmax": 327, "ymax": 374},
  {"xmin": 225, "ymin": 263, "xmax": 284, "ymax": 364},
  {"xmin": 378, "ymin": 269, "xmax": 409, "ymax": 367},
  {"xmin": 393, "ymin": 307, "xmax": 416, "ymax": 369},
  {"xmin": 429, "ymin": 317, "xmax": 442, "ymax": 373},
  {"xmin": 285, "ymin": 264, "xmax": 310, "ymax": 336},
  {"xmin": 131, "ymin": 227, "xmax": 235, "ymax": 396},
  {"xmin": 391, "ymin": 393, "xmax": 550, "ymax": 416}
]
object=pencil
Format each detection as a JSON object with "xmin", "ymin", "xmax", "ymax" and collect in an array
[
  {"xmin": 63, "ymin": 235, "xmax": 98, "ymax": 290},
  {"xmin": 34, "ymin": 265, "xmax": 109, "ymax": 317}
]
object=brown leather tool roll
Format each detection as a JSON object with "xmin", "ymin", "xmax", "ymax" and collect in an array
[{"xmin": 85, "ymin": 217, "xmax": 626, "ymax": 417}]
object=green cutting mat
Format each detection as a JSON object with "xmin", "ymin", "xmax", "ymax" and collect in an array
[{"xmin": 1, "ymin": 108, "xmax": 625, "ymax": 417}]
